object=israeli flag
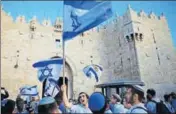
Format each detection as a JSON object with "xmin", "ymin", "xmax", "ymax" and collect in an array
[
  {"xmin": 20, "ymin": 85, "xmax": 38, "ymax": 96},
  {"xmin": 44, "ymin": 78, "xmax": 60, "ymax": 97},
  {"xmin": 33, "ymin": 58, "xmax": 63, "ymax": 82},
  {"xmin": 83, "ymin": 64, "xmax": 103, "ymax": 82},
  {"xmin": 63, "ymin": 1, "xmax": 113, "ymax": 40}
]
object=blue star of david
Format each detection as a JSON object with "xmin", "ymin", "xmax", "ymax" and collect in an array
[
  {"xmin": 70, "ymin": 11, "xmax": 81, "ymax": 31},
  {"xmin": 40, "ymin": 66, "xmax": 53, "ymax": 79}
]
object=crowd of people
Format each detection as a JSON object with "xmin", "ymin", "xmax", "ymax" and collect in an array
[{"xmin": 1, "ymin": 85, "xmax": 176, "ymax": 114}]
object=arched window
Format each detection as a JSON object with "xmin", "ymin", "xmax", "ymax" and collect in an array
[
  {"xmin": 130, "ymin": 34, "xmax": 134, "ymax": 41},
  {"xmin": 139, "ymin": 33, "xmax": 143, "ymax": 41},
  {"xmin": 126, "ymin": 35, "xmax": 130, "ymax": 42},
  {"xmin": 135, "ymin": 33, "xmax": 138, "ymax": 40}
]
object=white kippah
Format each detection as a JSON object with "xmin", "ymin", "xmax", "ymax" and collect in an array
[{"xmin": 132, "ymin": 85, "xmax": 144, "ymax": 93}]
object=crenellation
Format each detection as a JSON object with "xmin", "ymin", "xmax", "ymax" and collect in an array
[
  {"xmin": 159, "ymin": 13, "xmax": 166, "ymax": 20},
  {"xmin": 149, "ymin": 11, "xmax": 157, "ymax": 19},
  {"xmin": 16, "ymin": 15, "xmax": 26, "ymax": 23},
  {"xmin": 138, "ymin": 10, "xmax": 147, "ymax": 18},
  {"xmin": 42, "ymin": 19, "xmax": 51, "ymax": 26}
]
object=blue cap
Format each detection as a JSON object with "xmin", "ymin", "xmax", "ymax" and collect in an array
[
  {"xmin": 39, "ymin": 97, "xmax": 55, "ymax": 105},
  {"xmin": 88, "ymin": 92, "xmax": 105, "ymax": 111}
]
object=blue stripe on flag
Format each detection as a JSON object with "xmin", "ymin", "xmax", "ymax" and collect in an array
[
  {"xmin": 64, "ymin": 1, "xmax": 101, "ymax": 10},
  {"xmin": 33, "ymin": 58, "xmax": 63, "ymax": 68},
  {"xmin": 83, "ymin": 64, "xmax": 103, "ymax": 82},
  {"xmin": 63, "ymin": 1, "xmax": 113, "ymax": 40},
  {"xmin": 20, "ymin": 85, "xmax": 38, "ymax": 96}
]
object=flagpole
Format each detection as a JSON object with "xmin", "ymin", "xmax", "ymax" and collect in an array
[
  {"xmin": 62, "ymin": 3, "xmax": 65, "ymax": 86},
  {"xmin": 63, "ymin": 40, "xmax": 65, "ymax": 85}
]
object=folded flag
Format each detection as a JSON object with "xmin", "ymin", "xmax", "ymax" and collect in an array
[
  {"xmin": 63, "ymin": 1, "xmax": 113, "ymax": 41},
  {"xmin": 83, "ymin": 64, "xmax": 103, "ymax": 82},
  {"xmin": 20, "ymin": 85, "xmax": 38, "ymax": 96},
  {"xmin": 44, "ymin": 78, "xmax": 60, "ymax": 97},
  {"xmin": 33, "ymin": 58, "xmax": 63, "ymax": 82}
]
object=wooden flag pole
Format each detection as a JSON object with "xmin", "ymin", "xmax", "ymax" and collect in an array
[
  {"xmin": 63, "ymin": 40, "xmax": 65, "ymax": 85},
  {"xmin": 62, "ymin": 3, "xmax": 65, "ymax": 86}
]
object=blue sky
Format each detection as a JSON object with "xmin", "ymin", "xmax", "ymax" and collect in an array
[{"xmin": 2, "ymin": 1, "xmax": 176, "ymax": 48}]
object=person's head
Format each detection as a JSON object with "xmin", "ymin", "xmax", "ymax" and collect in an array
[
  {"xmin": 110, "ymin": 94, "xmax": 122, "ymax": 104},
  {"xmin": 1, "ymin": 99, "xmax": 15, "ymax": 114},
  {"xmin": 89, "ymin": 92, "xmax": 106, "ymax": 114},
  {"xmin": 78, "ymin": 92, "xmax": 89, "ymax": 106},
  {"xmin": 170, "ymin": 92, "xmax": 176, "ymax": 99},
  {"xmin": 146, "ymin": 89, "xmax": 156, "ymax": 101},
  {"xmin": 125, "ymin": 85, "xmax": 144, "ymax": 105},
  {"xmin": 123, "ymin": 98, "xmax": 132, "ymax": 109},
  {"xmin": 38, "ymin": 97, "xmax": 60, "ymax": 114},
  {"xmin": 16, "ymin": 97, "xmax": 25, "ymax": 112},
  {"xmin": 164, "ymin": 94, "xmax": 172, "ymax": 103}
]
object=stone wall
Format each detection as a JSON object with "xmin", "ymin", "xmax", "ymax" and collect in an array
[{"xmin": 1, "ymin": 5, "xmax": 176, "ymax": 100}]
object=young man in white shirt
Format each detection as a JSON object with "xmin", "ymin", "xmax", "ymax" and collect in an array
[
  {"xmin": 61, "ymin": 84, "xmax": 92, "ymax": 113},
  {"xmin": 126, "ymin": 85, "xmax": 148, "ymax": 114}
]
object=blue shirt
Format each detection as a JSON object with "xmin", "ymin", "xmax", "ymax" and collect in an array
[
  {"xmin": 59, "ymin": 102, "xmax": 66, "ymax": 113},
  {"xmin": 164, "ymin": 102, "xmax": 175, "ymax": 113},
  {"xmin": 145, "ymin": 101, "xmax": 157, "ymax": 113},
  {"xmin": 105, "ymin": 109, "xmax": 112, "ymax": 114},
  {"xmin": 171, "ymin": 99, "xmax": 176, "ymax": 111},
  {"xmin": 145, "ymin": 97, "xmax": 160, "ymax": 113},
  {"xmin": 127, "ymin": 103, "xmax": 148, "ymax": 114},
  {"xmin": 110, "ymin": 102, "xmax": 126, "ymax": 113},
  {"xmin": 70, "ymin": 104, "xmax": 92, "ymax": 113}
]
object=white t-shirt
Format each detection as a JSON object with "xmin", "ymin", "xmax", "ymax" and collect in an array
[{"xmin": 70, "ymin": 104, "xmax": 92, "ymax": 113}]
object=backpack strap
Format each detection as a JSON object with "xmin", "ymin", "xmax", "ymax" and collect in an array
[
  {"xmin": 131, "ymin": 106, "xmax": 148, "ymax": 113},
  {"xmin": 149, "ymin": 99, "xmax": 159, "ymax": 104}
]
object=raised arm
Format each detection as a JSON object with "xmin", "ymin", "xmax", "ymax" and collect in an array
[{"xmin": 61, "ymin": 84, "xmax": 72, "ymax": 108}]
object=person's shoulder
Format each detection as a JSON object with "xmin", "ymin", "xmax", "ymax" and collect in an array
[
  {"xmin": 70, "ymin": 105, "xmax": 81, "ymax": 113},
  {"xmin": 71, "ymin": 104, "xmax": 80, "ymax": 109},
  {"xmin": 153, "ymin": 97, "xmax": 160, "ymax": 102},
  {"xmin": 147, "ymin": 101, "xmax": 156, "ymax": 105},
  {"xmin": 105, "ymin": 109, "xmax": 112, "ymax": 113},
  {"xmin": 130, "ymin": 104, "xmax": 148, "ymax": 113},
  {"xmin": 115, "ymin": 103, "xmax": 124, "ymax": 108},
  {"xmin": 132, "ymin": 108, "xmax": 148, "ymax": 113}
]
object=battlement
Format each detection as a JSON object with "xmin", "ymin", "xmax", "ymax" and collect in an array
[
  {"xmin": 137, "ymin": 10, "xmax": 166, "ymax": 20},
  {"xmin": 1, "ymin": 4, "xmax": 167, "ymax": 34}
]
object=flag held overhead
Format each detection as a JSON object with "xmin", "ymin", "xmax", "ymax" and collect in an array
[
  {"xmin": 20, "ymin": 85, "xmax": 38, "ymax": 96},
  {"xmin": 33, "ymin": 58, "xmax": 63, "ymax": 82},
  {"xmin": 63, "ymin": 1, "xmax": 113, "ymax": 41},
  {"xmin": 83, "ymin": 64, "xmax": 103, "ymax": 82}
]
